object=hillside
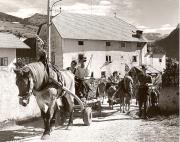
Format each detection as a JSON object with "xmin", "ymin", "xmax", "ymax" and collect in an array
[
  {"xmin": 0, "ymin": 12, "xmax": 24, "ymax": 23},
  {"xmin": 155, "ymin": 24, "xmax": 179, "ymax": 60},
  {"xmin": 24, "ymin": 13, "xmax": 47, "ymax": 26},
  {"xmin": 0, "ymin": 12, "xmax": 47, "ymax": 37},
  {"xmin": 0, "ymin": 20, "xmax": 38, "ymax": 38},
  {"xmin": 144, "ymin": 33, "xmax": 162, "ymax": 41}
]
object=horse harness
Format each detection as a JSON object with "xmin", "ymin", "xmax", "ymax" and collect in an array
[{"xmin": 27, "ymin": 63, "xmax": 66, "ymax": 100}]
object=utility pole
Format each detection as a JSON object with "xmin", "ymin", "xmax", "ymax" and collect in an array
[
  {"xmin": 47, "ymin": 0, "xmax": 62, "ymax": 63},
  {"xmin": 91, "ymin": 0, "xmax": 93, "ymax": 15},
  {"xmin": 47, "ymin": 0, "xmax": 51, "ymax": 62}
]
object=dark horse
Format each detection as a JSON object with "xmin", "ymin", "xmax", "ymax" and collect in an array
[
  {"xmin": 129, "ymin": 66, "xmax": 152, "ymax": 119},
  {"xmin": 104, "ymin": 74, "xmax": 133, "ymax": 113},
  {"xmin": 14, "ymin": 62, "xmax": 75, "ymax": 139},
  {"xmin": 110, "ymin": 75, "xmax": 133, "ymax": 113}
]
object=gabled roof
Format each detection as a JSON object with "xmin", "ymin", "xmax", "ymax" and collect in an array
[
  {"xmin": 0, "ymin": 32, "xmax": 30, "ymax": 49},
  {"xmin": 135, "ymin": 65, "xmax": 160, "ymax": 74},
  {"xmin": 52, "ymin": 13, "xmax": 147, "ymax": 42},
  {"xmin": 146, "ymin": 65, "xmax": 161, "ymax": 74}
]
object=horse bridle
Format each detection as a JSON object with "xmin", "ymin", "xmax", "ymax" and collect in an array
[
  {"xmin": 18, "ymin": 91, "xmax": 32, "ymax": 100},
  {"xmin": 18, "ymin": 74, "xmax": 34, "ymax": 101}
]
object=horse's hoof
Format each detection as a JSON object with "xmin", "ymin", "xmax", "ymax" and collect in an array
[
  {"xmin": 68, "ymin": 122, "xmax": 73, "ymax": 126},
  {"xmin": 143, "ymin": 116, "xmax": 148, "ymax": 120},
  {"xmin": 50, "ymin": 126, "xmax": 55, "ymax": 132},
  {"xmin": 41, "ymin": 133, "xmax": 50, "ymax": 140}
]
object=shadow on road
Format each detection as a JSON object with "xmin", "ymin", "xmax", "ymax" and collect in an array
[
  {"xmin": 0, "ymin": 118, "xmax": 45, "ymax": 142},
  {"xmin": 0, "ymin": 128, "xmax": 42, "ymax": 142},
  {"xmin": 0, "ymin": 103, "xmax": 140, "ymax": 142},
  {"xmin": 92, "ymin": 117, "xmax": 135, "ymax": 122}
]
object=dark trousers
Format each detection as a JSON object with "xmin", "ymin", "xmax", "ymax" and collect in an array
[
  {"xmin": 137, "ymin": 85, "xmax": 149, "ymax": 118},
  {"xmin": 138, "ymin": 100, "xmax": 147, "ymax": 117}
]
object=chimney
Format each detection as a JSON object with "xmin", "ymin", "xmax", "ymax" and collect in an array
[
  {"xmin": 136, "ymin": 30, "xmax": 143, "ymax": 38},
  {"xmin": 132, "ymin": 30, "xmax": 143, "ymax": 38}
]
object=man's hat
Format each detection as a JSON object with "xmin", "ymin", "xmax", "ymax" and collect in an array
[
  {"xmin": 78, "ymin": 54, "xmax": 87, "ymax": 62},
  {"xmin": 141, "ymin": 64, "xmax": 147, "ymax": 70},
  {"xmin": 113, "ymin": 71, "xmax": 118, "ymax": 75}
]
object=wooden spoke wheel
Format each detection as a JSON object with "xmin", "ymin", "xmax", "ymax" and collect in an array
[{"xmin": 83, "ymin": 107, "xmax": 92, "ymax": 126}]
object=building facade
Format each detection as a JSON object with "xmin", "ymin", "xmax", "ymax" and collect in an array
[
  {"xmin": 0, "ymin": 33, "xmax": 30, "ymax": 71},
  {"xmin": 39, "ymin": 13, "xmax": 165, "ymax": 78}
]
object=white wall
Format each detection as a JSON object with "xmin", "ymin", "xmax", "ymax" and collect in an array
[
  {"xmin": 0, "ymin": 48, "xmax": 16, "ymax": 72},
  {"xmin": 143, "ymin": 52, "xmax": 166, "ymax": 73},
  {"xmin": 141, "ymin": 44, "xmax": 148, "ymax": 65},
  {"xmin": 61, "ymin": 39, "xmax": 145, "ymax": 78},
  {"xmin": 152, "ymin": 54, "xmax": 166, "ymax": 72},
  {"xmin": 144, "ymin": 54, "xmax": 152, "ymax": 66},
  {"xmin": 40, "ymin": 25, "xmax": 150, "ymax": 78},
  {"xmin": 0, "ymin": 71, "xmax": 40, "ymax": 122}
]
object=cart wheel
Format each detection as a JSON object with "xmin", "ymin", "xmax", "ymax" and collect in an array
[
  {"xmin": 83, "ymin": 107, "xmax": 92, "ymax": 126},
  {"xmin": 97, "ymin": 101, "xmax": 101, "ymax": 110}
]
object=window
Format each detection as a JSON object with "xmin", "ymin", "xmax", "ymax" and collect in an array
[
  {"xmin": 109, "ymin": 56, "xmax": 111, "ymax": 62},
  {"xmin": 132, "ymin": 56, "xmax": 137, "ymax": 62},
  {"xmin": 0, "ymin": 57, "xmax": 8, "ymax": 66},
  {"xmin": 159, "ymin": 58, "xmax": 162, "ymax": 62},
  {"xmin": 101, "ymin": 71, "xmax": 106, "ymax": 78},
  {"xmin": 106, "ymin": 55, "xmax": 112, "ymax": 63},
  {"xmin": 121, "ymin": 42, "xmax": 126, "ymax": 47},
  {"xmin": 106, "ymin": 56, "xmax": 108, "ymax": 62},
  {"xmin": 147, "ymin": 46, "xmax": 151, "ymax": 52},
  {"xmin": 91, "ymin": 72, "xmax": 94, "ymax": 78},
  {"xmin": 106, "ymin": 41, "xmax": 111, "ymax": 46},
  {"xmin": 78, "ymin": 41, "xmax": 84, "ymax": 45}
]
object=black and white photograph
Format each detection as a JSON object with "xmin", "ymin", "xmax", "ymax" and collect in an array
[{"xmin": 0, "ymin": 0, "xmax": 179, "ymax": 141}]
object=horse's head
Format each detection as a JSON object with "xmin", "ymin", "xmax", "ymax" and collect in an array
[
  {"xmin": 14, "ymin": 67, "xmax": 33, "ymax": 107},
  {"xmin": 129, "ymin": 67, "xmax": 143, "ymax": 82}
]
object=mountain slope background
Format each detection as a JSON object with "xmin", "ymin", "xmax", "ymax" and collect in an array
[
  {"xmin": 0, "ymin": 13, "xmax": 47, "ymax": 38},
  {"xmin": 154, "ymin": 24, "xmax": 179, "ymax": 60}
]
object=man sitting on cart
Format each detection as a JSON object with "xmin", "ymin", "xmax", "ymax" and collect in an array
[
  {"xmin": 108, "ymin": 71, "xmax": 121, "ymax": 85},
  {"xmin": 75, "ymin": 54, "xmax": 91, "ymax": 100}
]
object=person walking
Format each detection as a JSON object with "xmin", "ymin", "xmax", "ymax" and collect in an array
[{"xmin": 137, "ymin": 65, "xmax": 152, "ymax": 119}]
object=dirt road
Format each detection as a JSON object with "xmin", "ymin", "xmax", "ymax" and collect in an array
[{"xmin": 0, "ymin": 100, "xmax": 179, "ymax": 142}]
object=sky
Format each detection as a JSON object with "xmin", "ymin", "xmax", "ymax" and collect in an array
[{"xmin": 0, "ymin": 0, "xmax": 179, "ymax": 34}]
